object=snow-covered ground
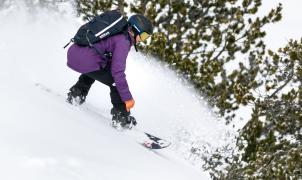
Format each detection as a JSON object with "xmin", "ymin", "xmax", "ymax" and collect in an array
[{"xmin": 0, "ymin": 3, "xmax": 232, "ymax": 180}]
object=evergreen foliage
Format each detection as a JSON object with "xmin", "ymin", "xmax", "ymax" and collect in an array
[
  {"xmin": 74, "ymin": 0, "xmax": 127, "ymax": 20},
  {"xmin": 203, "ymin": 40, "xmax": 302, "ymax": 179},
  {"xmin": 130, "ymin": 0, "xmax": 282, "ymax": 124}
]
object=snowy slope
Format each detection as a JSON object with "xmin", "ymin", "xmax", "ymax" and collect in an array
[{"xmin": 0, "ymin": 4, "xmax": 232, "ymax": 180}]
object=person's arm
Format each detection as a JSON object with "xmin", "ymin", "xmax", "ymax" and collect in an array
[{"xmin": 110, "ymin": 36, "xmax": 133, "ymax": 105}]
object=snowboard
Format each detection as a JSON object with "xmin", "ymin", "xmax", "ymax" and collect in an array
[
  {"xmin": 141, "ymin": 132, "xmax": 171, "ymax": 149},
  {"xmin": 35, "ymin": 83, "xmax": 171, "ymax": 150}
]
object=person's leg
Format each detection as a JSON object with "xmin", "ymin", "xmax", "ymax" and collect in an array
[
  {"xmin": 75, "ymin": 74, "xmax": 95, "ymax": 90},
  {"xmin": 85, "ymin": 69, "xmax": 136, "ymax": 128},
  {"xmin": 67, "ymin": 74, "xmax": 95, "ymax": 104},
  {"xmin": 85, "ymin": 69, "xmax": 128, "ymax": 113}
]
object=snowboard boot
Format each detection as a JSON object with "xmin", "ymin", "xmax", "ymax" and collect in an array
[
  {"xmin": 111, "ymin": 107, "xmax": 137, "ymax": 129},
  {"xmin": 66, "ymin": 86, "xmax": 89, "ymax": 105}
]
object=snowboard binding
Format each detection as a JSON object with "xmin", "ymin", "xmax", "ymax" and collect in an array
[
  {"xmin": 111, "ymin": 108, "xmax": 137, "ymax": 129},
  {"xmin": 66, "ymin": 86, "xmax": 88, "ymax": 105}
]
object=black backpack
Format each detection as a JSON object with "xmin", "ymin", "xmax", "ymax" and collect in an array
[{"xmin": 64, "ymin": 10, "xmax": 128, "ymax": 58}]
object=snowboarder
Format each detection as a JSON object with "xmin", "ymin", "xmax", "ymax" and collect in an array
[{"xmin": 66, "ymin": 13, "xmax": 153, "ymax": 128}]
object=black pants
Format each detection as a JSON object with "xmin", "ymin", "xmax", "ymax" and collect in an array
[{"xmin": 74, "ymin": 67, "xmax": 127, "ymax": 112}]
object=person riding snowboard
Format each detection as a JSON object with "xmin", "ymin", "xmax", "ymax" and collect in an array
[{"xmin": 66, "ymin": 13, "xmax": 153, "ymax": 128}]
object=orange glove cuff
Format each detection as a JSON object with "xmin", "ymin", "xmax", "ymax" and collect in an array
[{"xmin": 125, "ymin": 99, "xmax": 135, "ymax": 112}]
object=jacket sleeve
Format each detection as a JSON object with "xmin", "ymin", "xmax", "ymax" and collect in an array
[{"xmin": 110, "ymin": 37, "xmax": 133, "ymax": 102}]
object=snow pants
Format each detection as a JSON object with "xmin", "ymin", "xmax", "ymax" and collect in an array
[{"xmin": 74, "ymin": 66, "xmax": 127, "ymax": 113}]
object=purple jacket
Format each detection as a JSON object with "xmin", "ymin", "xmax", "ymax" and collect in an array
[{"xmin": 67, "ymin": 33, "xmax": 133, "ymax": 102}]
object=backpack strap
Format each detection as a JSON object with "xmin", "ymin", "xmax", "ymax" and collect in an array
[
  {"xmin": 95, "ymin": 15, "xmax": 124, "ymax": 37},
  {"xmin": 85, "ymin": 29, "xmax": 112, "ymax": 61},
  {"xmin": 63, "ymin": 38, "xmax": 74, "ymax": 49}
]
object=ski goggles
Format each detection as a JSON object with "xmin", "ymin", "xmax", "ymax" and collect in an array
[{"xmin": 139, "ymin": 32, "xmax": 151, "ymax": 42}]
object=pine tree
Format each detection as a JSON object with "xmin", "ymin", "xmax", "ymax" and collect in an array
[
  {"xmin": 203, "ymin": 39, "xmax": 302, "ymax": 179},
  {"xmin": 74, "ymin": 0, "xmax": 127, "ymax": 20},
  {"xmin": 131, "ymin": 0, "xmax": 282, "ymax": 123},
  {"xmin": 235, "ymin": 39, "xmax": 302, "ymax": 179}
]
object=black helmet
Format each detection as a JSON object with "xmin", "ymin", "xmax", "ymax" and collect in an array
[{"xmin": 128, "ymin": 14, "xmax": 153, "ymax": 35}]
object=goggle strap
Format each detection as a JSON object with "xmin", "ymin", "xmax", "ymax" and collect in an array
[{"xmin": 132, "ymin": 24, "xmax": 141, "ymax": 34}]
